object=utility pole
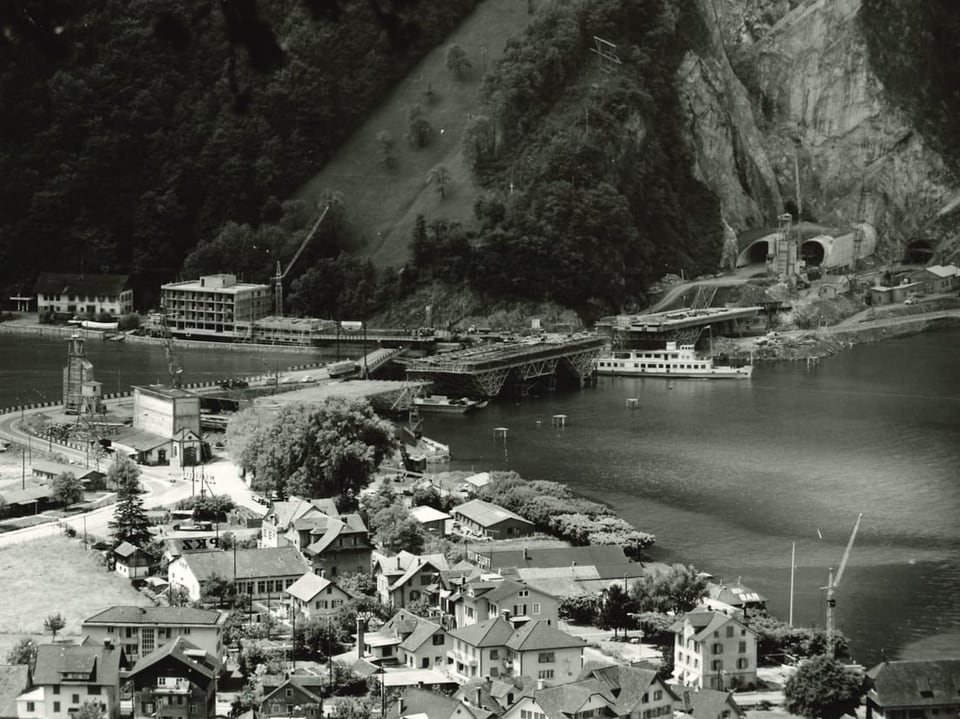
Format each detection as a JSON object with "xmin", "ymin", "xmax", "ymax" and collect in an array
[{"xmin": 789, "ymin": 541, "xmax": 796, "ymax": 626}]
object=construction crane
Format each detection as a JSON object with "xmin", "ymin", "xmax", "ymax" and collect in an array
[
  {"xmin": 157, "ymin": 309, "xmax": 183, "ymax": 388},
  {"xmin": 824, "ymin": 512, "xmax": 863, "ymax": 657},
  {"xmin": 274, "ymin": 205, "xmax": 330, "ymax": 317}
]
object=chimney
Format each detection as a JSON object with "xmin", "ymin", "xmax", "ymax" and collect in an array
[
  {"xmin": 397, "ymin": 556, "xmax": 401, "ymax": 570},
  {"xmin": 356, "ymin": 617, "xmax": 365, "ymax": 660},
  {"xmin": 501, "ymin": 609, "xmax": 511, "ymax": 620}
]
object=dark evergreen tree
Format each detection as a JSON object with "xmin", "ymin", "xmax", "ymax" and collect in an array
[{"xmin": 107, "ymin": 457, "xmax": 152, "ymax": 548}]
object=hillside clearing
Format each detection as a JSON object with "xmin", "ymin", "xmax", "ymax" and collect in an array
[{"xmin": 295, "ymin": 0, "xmax": 536, "ymax": 267}]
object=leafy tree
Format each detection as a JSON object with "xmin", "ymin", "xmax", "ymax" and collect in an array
[
  {"xmin": 228, "ymin": 398, "xmax": 396, "ymax": 501},
  {"xmin": 201, "ymin": 574, "xmax": 240, "ymax": 609},
  {"xmin": 337, "ymin": 571, "xmax": 377, "ymax": 598},
  {"xmin": 446, "ymin": 44, "xmax": 472, "ymax": 80},
  {"xmin": 74, "ymin": 702, "xmax": 104, "ymax": 719},
  {"xmin": 295, "ymin": 617, "xmax": 346, "ymax": 659},
  {"xmin": 44, "ymin": 613, "xmax": 67, "ymax": 640},
  {"xmin": 107, "ymin": 457, "xmax": 151, "ymax": 548},
  {"xmin": 598, "ymin": 584, "xmax": 636, "ymax": 638},
  {"xmin": 167, "ymin": 585, "xmax": 192, "ymax": 608},
  {"xmin": 336, "ymin": 595, "xmax": 393, "ymax": 636},
  {"xmin": 177, "ymin": 493, "xmax": 235, "ymax": 522},
  {"xmin": 6, "ymin": 638, "xmax": 38, "ymax": 671},
  {"xmin": 372, "ymin": 504, "xmax": 426, "ymax": 554},
  {"xmin": 376, "ymin": 130, "xmax": 395, "ymax": 169},
  {"xmin": 461, "ymin": 115, "xmax": 496, "ymax": 175},
  {"xmin": 631, "ymin": 564, "xmax": 707, "ymax": 615},
  {"xmin": 426, "ymin": 165, "xmax": 452, "ymax": 199},
  {"xmin": 406, "ymin": 104, "xmax": 432, "ymax": 148},
  {"xmin": 410, "ymin": 484, "xmax": 452, "ymax": 512},
  {"xmin": 219, "ymin": 532, "xmax": 259, "ymax": 551},
  {"xmin": 405, "ymin": 596, "xmax": 435, "ymax": 618},
  {"xmin": 238, "ymin": 642, "xmax": 285, "ymax": 677},
  {"xmin": 558, "ymin": 595, "xmax": 600, "ymax": 625},
  {"xmin": 52, "ymin": 471, "xmax": 84, "ymax": 506},
  {"xmin": 785, "ymin": 655, "xmax": 865, "ymax": 719},
  {"xmin": 747, "ymin": 614, "xmax": 849, "ymax": 664}
]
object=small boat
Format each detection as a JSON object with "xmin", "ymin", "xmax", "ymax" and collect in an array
[
  {"xmin": 594, "ymin": 341, "xmax": 753, "ymax": 379},
  {"xmin": 413, "ymin": 395, "xmax": 489, "ymax": 413}
]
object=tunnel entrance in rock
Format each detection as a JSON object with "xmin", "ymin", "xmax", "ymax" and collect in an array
[
  {"xmin": 903, "ymin": 240, "xmax": 935, "ymax": 265},
  {"xmin": 801, "ymin": 240, "xmax": 826, "ymax": 267}
]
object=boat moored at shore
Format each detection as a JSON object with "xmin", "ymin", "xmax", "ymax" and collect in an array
[
  {"xmin": 594, "ymin": 342, "xmax": 753, "ymax": 379},
  {"xmin": 413, "ymin": 395, "xmax": 489, "ymax": 413}
]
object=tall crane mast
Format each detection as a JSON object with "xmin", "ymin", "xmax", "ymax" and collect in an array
[
  {"xmin": 824, "ymin": 512, "xmax": 863, "ymax": 657},
  {"xmin": 157, "ymin": 309, "xmax": 183, "ymax": 388},
  {"xmin": 274, "ymin": 205, "xmax": 330, "ymax": 317}
]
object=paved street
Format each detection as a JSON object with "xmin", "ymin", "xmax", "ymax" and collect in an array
[{"xmin": 0, "ymin": 403, "xmax": 265, "ymax": 547}]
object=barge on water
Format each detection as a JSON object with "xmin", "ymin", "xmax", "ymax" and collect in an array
[{"xmin": 594, "ymin": 341, "xmax": 753, "ymax": 379}]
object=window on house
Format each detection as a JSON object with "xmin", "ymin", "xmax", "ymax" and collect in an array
[
  {"xmin": 739, "ymin": 641, "xmax": 747, "ymax": 653},
  {"xmin": 73, "ymin": 694, "xmax": 80, "ymax": 704},
  {"xmin": 26, "ymin": 702, "xmax": 34, "ymax": 712},
  {"xmin": 490, "ymin": 649, "xmax": 499, "ymax": 660},
  {"xmin": 532, "ymin": 602, "xmax": 541, "ymax": 615},
  {"xmin": 711, "ymin": 660, "xmax": 723, "ymax": 671},
  {"xmin": 538, "ymin": 653, "xmax": 555, "ymax": 663},
  {"xmin": 737, "ymin": 658, "xmax": 749, "ymax": 669},
  {"xmin": 726, "ymin": 626, "xmax": 734, "ymax": 638},
  {"xmin": 713, "ymin": 643, "xmax": 723, "ymax": 654},
  {"xmin": 421, "ymin": 658, "xmax": 429, "ymax": 668},
  {"xmin": 491, "ymin": 667, "xmax": 499, "ymax": 677},
  {"xmin": 518, "ymin": 590, "xmax": 529, "ymax": 598},
  {"xmin": 53, "ymin": 687, "xmax": 59, "ymax": 695},
  {"xmin": 642, "ymin": 694, "xmax": 649, "ymax": 704},
  {"xmin": 421, "ymin": 574, "xmax": 432, "ymax": 585},
  {"xmin": 433, "ymin": 634, "xmax": 444, "ymax": 646},
  {"xmin": 286, "ymin": 689, "xmax": 293, "ymax": 697},
  {"xmin": 654, "ymin": 690, "xmax": 663, "ymax": 701},
  {"xmin": 538, "ymin": 670, "xmax": 554, "ymax": 679},
  {"xmin": 88, "ymin": 686, "xmax": 101, "ymax": 695}
]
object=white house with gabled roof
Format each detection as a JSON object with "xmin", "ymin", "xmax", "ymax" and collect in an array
[{"xmin": 670, "ymin": 610, "xmax": 757, "ymax": 690}]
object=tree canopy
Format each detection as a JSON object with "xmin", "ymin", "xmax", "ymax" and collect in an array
[
  {"xmin": 52, "ymin": 471, "xmax": 84, "ymax": 506},
  {"xmin": 227, "ymin": 398, "xmax": 397, "ymax": 502},
  {"xmin": 631, "ymin": 563, "xmax": 707, "ymax": 615},
  {"xmin": 784, "ymin": 656, "xmax": 865, "ymax": 719}
]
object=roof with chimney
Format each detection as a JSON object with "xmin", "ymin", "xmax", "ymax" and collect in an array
[
  {"xmin": 683, "ymin": 687, "xmax": 744, "ymax": 719},
  {"xmin": 866, "ymin": 659, "xmax": 960, "ymax": 709},
  {"xmin": 669, "ymin": 610, "xmax": 754, "ymax": 641},
  {"xmin": 32, "ymin": 639, "xmax": 125, "ymax": 688},
  {"xmin": 127, "ymin": 637, "xmax": 219, "ymax": 686},
  {"xmin": 385, "ymin": 687, "xmax": 489, "ymax": 719},
  {"xmin": 33, "ymin": 273, "xmax": 129, "ymax": 297},
  {"xmin": 505, "ymin": 621, "xmax": 586, "ymax": 652},
  {"xmin": 706, "ymin": 581, "xmax": 767, "ymax": 608},
  {"xmin": 448, "ymin": 616, "xmax": 516, "ymax": 649},
  {"xmin": 589, "ymin": 665, "xmax": 680, "ymax": 714},
  {"xmin": 304, "ymin": 513, "xmax": 370, "ymax": 556},
  {"xmin": 374, "ymin": 551, "xmax": 449, "ymax": 590},
  {"xmin": 285, "ymin": 572, "xmax": 354, "ymax": 603},
  {"xmin": 451, "ymin": 500, "xmax": 533, "ymax": 529},
  {"xmin": 84, "ymin": 605, "xmax": 226, "ymax": 627}
]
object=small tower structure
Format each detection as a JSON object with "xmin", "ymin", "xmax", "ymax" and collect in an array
[{"xmin": 63, "ymin": 334, "xmax": 95, "ymax": 414}]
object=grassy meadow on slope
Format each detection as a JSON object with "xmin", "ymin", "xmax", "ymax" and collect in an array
[{"xmin": 295, "ymin": 0, "xmax": 535, "ymax": 267}]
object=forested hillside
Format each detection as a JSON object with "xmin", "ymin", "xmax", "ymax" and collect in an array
[{"xmin": 0, "ymin": 0, "xmax": 474, "ymax": 306}]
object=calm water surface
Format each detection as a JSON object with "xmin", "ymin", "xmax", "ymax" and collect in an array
[
  {"xmin": 1, "ymin": 328, "xmax": 958, "ymax": 665},
  {"xmin": 421, "ymin": 327, "xmax": 960, "ymax": 666}
]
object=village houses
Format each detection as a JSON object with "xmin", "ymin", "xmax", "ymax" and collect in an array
[
  {"xmin": 670, "ymin": 610, "xmax": 758, "ymax": 690},
  {"xmin": 168, "ymin": 546, "xmax": 308, "ymax": 603},
  {"xmin": 123, "ymin": 637, "xmax": 220, "ymax": 719},
  {"xmin": 284, "ymin": 571, "xmax": 354, "ymax": 622},
  {"xmin": 81, "ymin": 606, "xmax": 228, "ymax": 663},
  {"xmin": 373, "ymin": 551, "xmax": 449, "ymax": 609}
]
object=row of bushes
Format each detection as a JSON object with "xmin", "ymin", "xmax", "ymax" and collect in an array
[{"xmin": 476, "ymin": 472, "xmax": 655, "ymax": 556}]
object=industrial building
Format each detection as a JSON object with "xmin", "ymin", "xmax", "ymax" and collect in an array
[{"xmin": 159, "ymin": 274, "xmax": 272, "ymax": 340}]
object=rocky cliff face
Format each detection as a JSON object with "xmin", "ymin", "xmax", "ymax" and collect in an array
[{"xmin": 679, "ymin": 0, "xmax": 959, "ymax": 261}]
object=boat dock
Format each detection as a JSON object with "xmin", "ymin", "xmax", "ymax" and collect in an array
[{"xmin": 403, "ymin": 334, "xmax": 605, "ymax": 398}]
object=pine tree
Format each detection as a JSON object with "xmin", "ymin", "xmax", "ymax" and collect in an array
[{"xmin": 108, "ymin": 457, "xmax": 152, "ymax": 548}]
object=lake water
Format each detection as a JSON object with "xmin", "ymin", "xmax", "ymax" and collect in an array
[
  {"xmin": 419, "ymin": 326, "xmax": 960, "ymax": 667},
  {"xmin": 0, "ymin": 328, "xmax": 957, "ymax": 665}
]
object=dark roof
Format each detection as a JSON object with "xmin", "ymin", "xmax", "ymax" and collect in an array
[
  {"xmin": 0, "ymin": 665, "xmax": 30, "ymax": 719},
  {"xmin": 262, "ymin": 674, "xmax": 328, "ymax": 705},
  {"xmin": 33, "ymin": 273, "xmax": 130, "ymax": 297},
  {"xmin": 84, "ymin": 606, "xmax": 226, "ymax": 627},
  {"xmin": 180, "ymin": 547, "xmax": 308, "ymax": 581},
  {"xmin": 0, "ymin": 486, "xmax": 52, "ymax": 506},
  {"xmin": 535, "ymin": 680, "xmax": 613, "ymax": 719},
  {"xmin": 386, "ymin": 687, "xmax": 487, "ymax": 719},
  {"xmin": 480, "ymin": 544, "xmax": 629, "ymax": 570},
  {"xmin": 669, "ymin": 610, "xmax": 753, "ymax": 641},
  {"xmin": 33, "ymin": 641, "xmax": 123, "ymax": 688},
  {"xmin": 505, "ymin": 621, "xmax": 586, "ymax": 652},
  {"xmin": 128, "ymin": 638, "xmax": 218, "ymax": 686},
  {"xmin": 867, "ymin": 659, "xmax": 960, "ymax": 708},
  {"xmin": 452, "ymin": 500, "xmax": 533, "ymax": 529},
  {"xmin": 480, "ymin": 579, "xmax": 552, "ymax": 604},
  {"xmin": 685, "ymin": 688, "xmax": 744, "ymax": 719}
]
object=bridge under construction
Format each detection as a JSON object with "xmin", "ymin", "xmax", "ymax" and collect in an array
[
  {"xmin": 403, "ymin": 334, "xmax": 604, "ymax": 399},
  {"xmin": 598, "ymin": 306, "xmax": 763, "ymax": 346}
]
